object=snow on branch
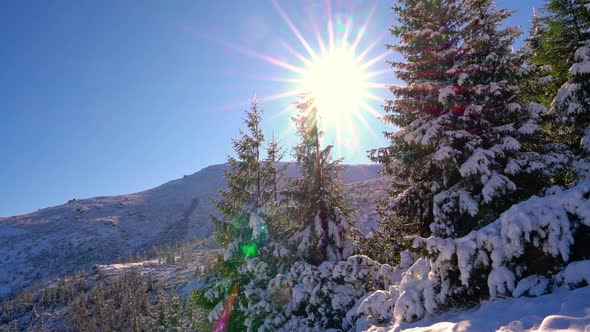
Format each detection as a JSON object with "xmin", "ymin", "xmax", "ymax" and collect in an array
[{"xmin": 392, "ymin": 181, "xmax": 590, "ymax": 323}]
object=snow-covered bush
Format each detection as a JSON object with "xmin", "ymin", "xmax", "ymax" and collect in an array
[
  {"xmin": 348, "ymin": 183, "xmax": 589, "ymax": 328},
  {"xmin": 513, "ymin": 275, "xmax": 550, "ymax": 298},
  {"xmin": 239, "ymin": 254, "xmax": 403, "ymax": 331},
  {"xmin": 342, "ymin": 251, "xmax": 416, "ymax": 329},
  {"xmin": 392, "ymin": 258, "xmax": 435, "ymax": 323},
  {"xmin": 388, "ymin": 181, "xmax": 590, "ymax": 323},
  {"xmin": 554, "ymin": 260, "xmax": 590, "ymax": 289}
]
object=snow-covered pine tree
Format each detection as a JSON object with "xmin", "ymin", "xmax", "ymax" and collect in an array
[
  {"xmin": 545, "ymin": 0, "xmax": 590, "ymax": 183},
  {"xmin": 544, "ymin": 1, "xmax": 590, "ymax": 264},
  {"xmin": 234, "ymin": 98, "xmax": 373, "ymax": 331},
  {"xmin": 285, "ymin": 96, "xmax": 356, "ymax": 265},
  {"xmin": 369, "ymin": 0, "xmax": 568, "ymax": 262},
  {"xmin": 262, "ymin": 134, "xmax": 286, "ymax": 205},
  {"xmin": 431, "ymin": 0, "xmax": 569, "ymax": 236},
  {"xmin": 195, "ymin": 98, "xmax": 285, "ymax": 331},
  {"xmin": 258, "ymin": 133, "xmax": 293, "ymax": 265},
  {"xmin": 534, "ymin": 0, "xmax": 590, "ymax": 86},
  {"xmin": 365, "ymin": 0, "xmax": 466, "ymax": 264},
  {"xmin": 518, "ymin": 9, "xmax": 563, "ymax": 107},
  {"xmin": 236, "ymin": 133, "xmax": 294, "ymax": 331},
  {"xmin": 342, "ymin": 2, "xmax": 588, "ymax": 327}
]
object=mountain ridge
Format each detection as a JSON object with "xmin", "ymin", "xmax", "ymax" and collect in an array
[{"xmin": 0, "ymin": 163, "xmax": 382, "ymax": 298}]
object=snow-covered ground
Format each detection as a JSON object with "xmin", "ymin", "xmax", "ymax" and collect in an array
[
  {"xmin": 369, "ymin": 285, "xmax": 590, "ymax": 332},
  {"xmin": 0, "ymin": 163, "xmax": 380, "ymax": 299}
]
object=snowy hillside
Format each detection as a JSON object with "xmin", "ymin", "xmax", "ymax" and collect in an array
[
  {"xmin": 0, "ymin": 239, "xmax": 220, "ymax": 331},
  {"xmin": 0, "ymin": 163, "xmax": 380, "ymax": 299}
]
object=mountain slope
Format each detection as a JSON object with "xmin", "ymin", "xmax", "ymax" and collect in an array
[{"xmin": 0, "ymin": 163, "xmax": 381, "ymax": 298}]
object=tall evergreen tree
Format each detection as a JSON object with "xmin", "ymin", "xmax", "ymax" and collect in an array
[
  {"xmin": 536, "ymin": 0, "xmax": 590, "ymax": 184},
  {"xmin": 547, "ymin": 1, "xmax": 590, "ymax": 183},
  {"xmin": 285, "ymin": 96, "xmax": 355, "ymax": 265},
  {"xmin": 518, "ymin": 9, "xmax": 563, "ymax": 107},
  {"xmin": 369, "ymin": 0, "xmax": 567, "ymax": 263},
  {"xmin": 262, "ymin": 133, "xmax": 286, "ymax": 205},
  {"xmin": 519, "ymin": 0, "xmax": 589, "ymax": 106},
  {"xmin": 197, "ymin": 99, "xmax": 285, "ymax": 331},
  {"xmin": 534, "ymin": 0, "xmax": 590, "ymax": 86},
  {"xmin": 212, "ymin": 99, "xmax": 265, "ymax": 243},
  {"xmin": 366, "ymin": 0, "xmax": 465, "ymax": 263}
]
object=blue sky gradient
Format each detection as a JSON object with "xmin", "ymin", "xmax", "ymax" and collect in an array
[{"xmin": 1, "ymin": 0, "xmax": 543, "ymax": 216}]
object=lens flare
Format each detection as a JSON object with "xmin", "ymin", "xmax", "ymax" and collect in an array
[
  {"xmin": 213, "ymin": 283, "xmax": 239, "ymax": 332},
  {"xmin": 241, "ymin": 242, "xmax": 258, "ymax": 257}
]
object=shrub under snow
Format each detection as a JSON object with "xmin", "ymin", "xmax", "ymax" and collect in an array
[
  {"xmin": 240, "ymin": 254, "xmax": 408, "ymax": 331},
  {"xmin": 357, "ymin": 181, "xmax": 590, "ymax": 326}
]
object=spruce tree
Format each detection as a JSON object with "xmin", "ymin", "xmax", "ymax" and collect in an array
[
  {"xmin": 369, "ymin": 0, "xmax": 567, "ymax": 263},
  {"xmin": 259, "ymin": 134, "xmax": 292, "ymax": 258},
  {"xmin": 196, "ymin": 99, "xmax": 285, "ymax": 331},
  {"xmin": 366, "ymin": 0, "xmax": 464, "ymax": 263},
  {"xmin": 262, "ymin": 133, "xmax": 286, "ymax": 205},
  {"xmin": 519, "ymin": 0, "xmax": 590, "ymax": 106},
  {"xmin": 286, "ymin": 96, "xmax": 355, "ymax": 265},
  {"xmin": 237, "ymin": 97, "xmax": 366, "ymax": 331},
  {"xmin": 544, "ymin": 0, "xmax": 590, "ymax": 183},
  {"xmin": 519, "ymin": 10, "xmax": 564, "ymax": 107},
  {"xmin": 535, "ymin": 0, "xmax": 590, "ymax": 85}
]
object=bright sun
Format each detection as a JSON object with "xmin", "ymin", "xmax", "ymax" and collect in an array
[
  {"xmin": 217, "ymin": 0, "xmax": 390, "ymax": 154},
  {"xmin": 301, "ymin": 46, "xmax": 369, "ymax": 125}
]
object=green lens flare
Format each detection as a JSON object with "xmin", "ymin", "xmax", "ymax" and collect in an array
[{"xmin": 241, "ymin": 243, "xmax": 258, "ymax": 257}]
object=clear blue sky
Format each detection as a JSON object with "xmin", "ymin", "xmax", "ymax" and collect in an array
[{"xmin": 0, "ymin": 0, "xmax": 543, "ymax": 217}]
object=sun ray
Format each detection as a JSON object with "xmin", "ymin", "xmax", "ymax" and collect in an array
[
  {"xmin": 351, "ymin": 24, "xmax": 368, "ymax": 53},
  {"xmin": 253, "ymin": 76, "xmax": 303, "ymax": 84},
  {"xmin": 365, "ymin": 68, "xmax": 391, "ymax": 79},
  {"xmin": 311, "ymin": 20, "xmax": 328, "ymax": 56},
  {"xmin": 279, "ymin": 39, "xmax": 314, "ymax": 67},
  {"xmin": 176, "ymin": 25, "xmax": 307, "ymax": 75},
  {"xmin": 356, "ymin": 30, "xmax": 388, "ymax": 63},
  {"xmin": 361, "ymin": 49, "xmax": 392, "ymax": 70},
  {"xmin": 237, "ymin": 74, "xmax": 305, "ymax": 85},
  {"xmin": 326, "ymin": 0, "xmax": 335, "ymax": 50},
  {"xmin": 215, "ymin": 39, "xmax": 305, "ymax": 74},
  {"xmin": 268, "ymin": 103, "xmax": 297, "ymax": 120},
  {"xmin": 359, "ymin": 101, "xmax": 383, "ymax": 118},
  {"xmin": 258, "ymin": 89, "xmax": 304, "ymax": 103},
  {"xmin": 351, "ymin": 0, "xmax": 379, "ymax": 52},
  {"xmin": 363, "ymin": 92, "xmax": 386, "ymax": 103},
  {"xmin": 360, "ymin": 101, "xmax": 384, "ymax": 116},
  {"xmin": 271, "ymin": 0, "xmax": 318, "ymax": 60},
  {"xmin": 341, "ymin": 17, "xmax": 353, "ymax": 45},
  {"xmin": 353, "ymin": 109, "xmax": 381, "ymax": 140},
  {"xmin": 278, "ymin": 121, "xmax": 296, "ymax": 141},
  {"xmin": 351, "ymin": 108, "xmax": 372, "ymax": 129},
  {"xmin": 365, "ymin": 82, "xmax": 388, "ymax": 88}
]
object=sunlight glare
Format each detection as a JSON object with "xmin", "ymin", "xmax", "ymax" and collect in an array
[
  {"xmin": 209, "ymin": 0, "xmax": 389, "ymax": 160},
  {"xmin": 301, "ymin": 45, "xmax": 368, "ymax": 127}
]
